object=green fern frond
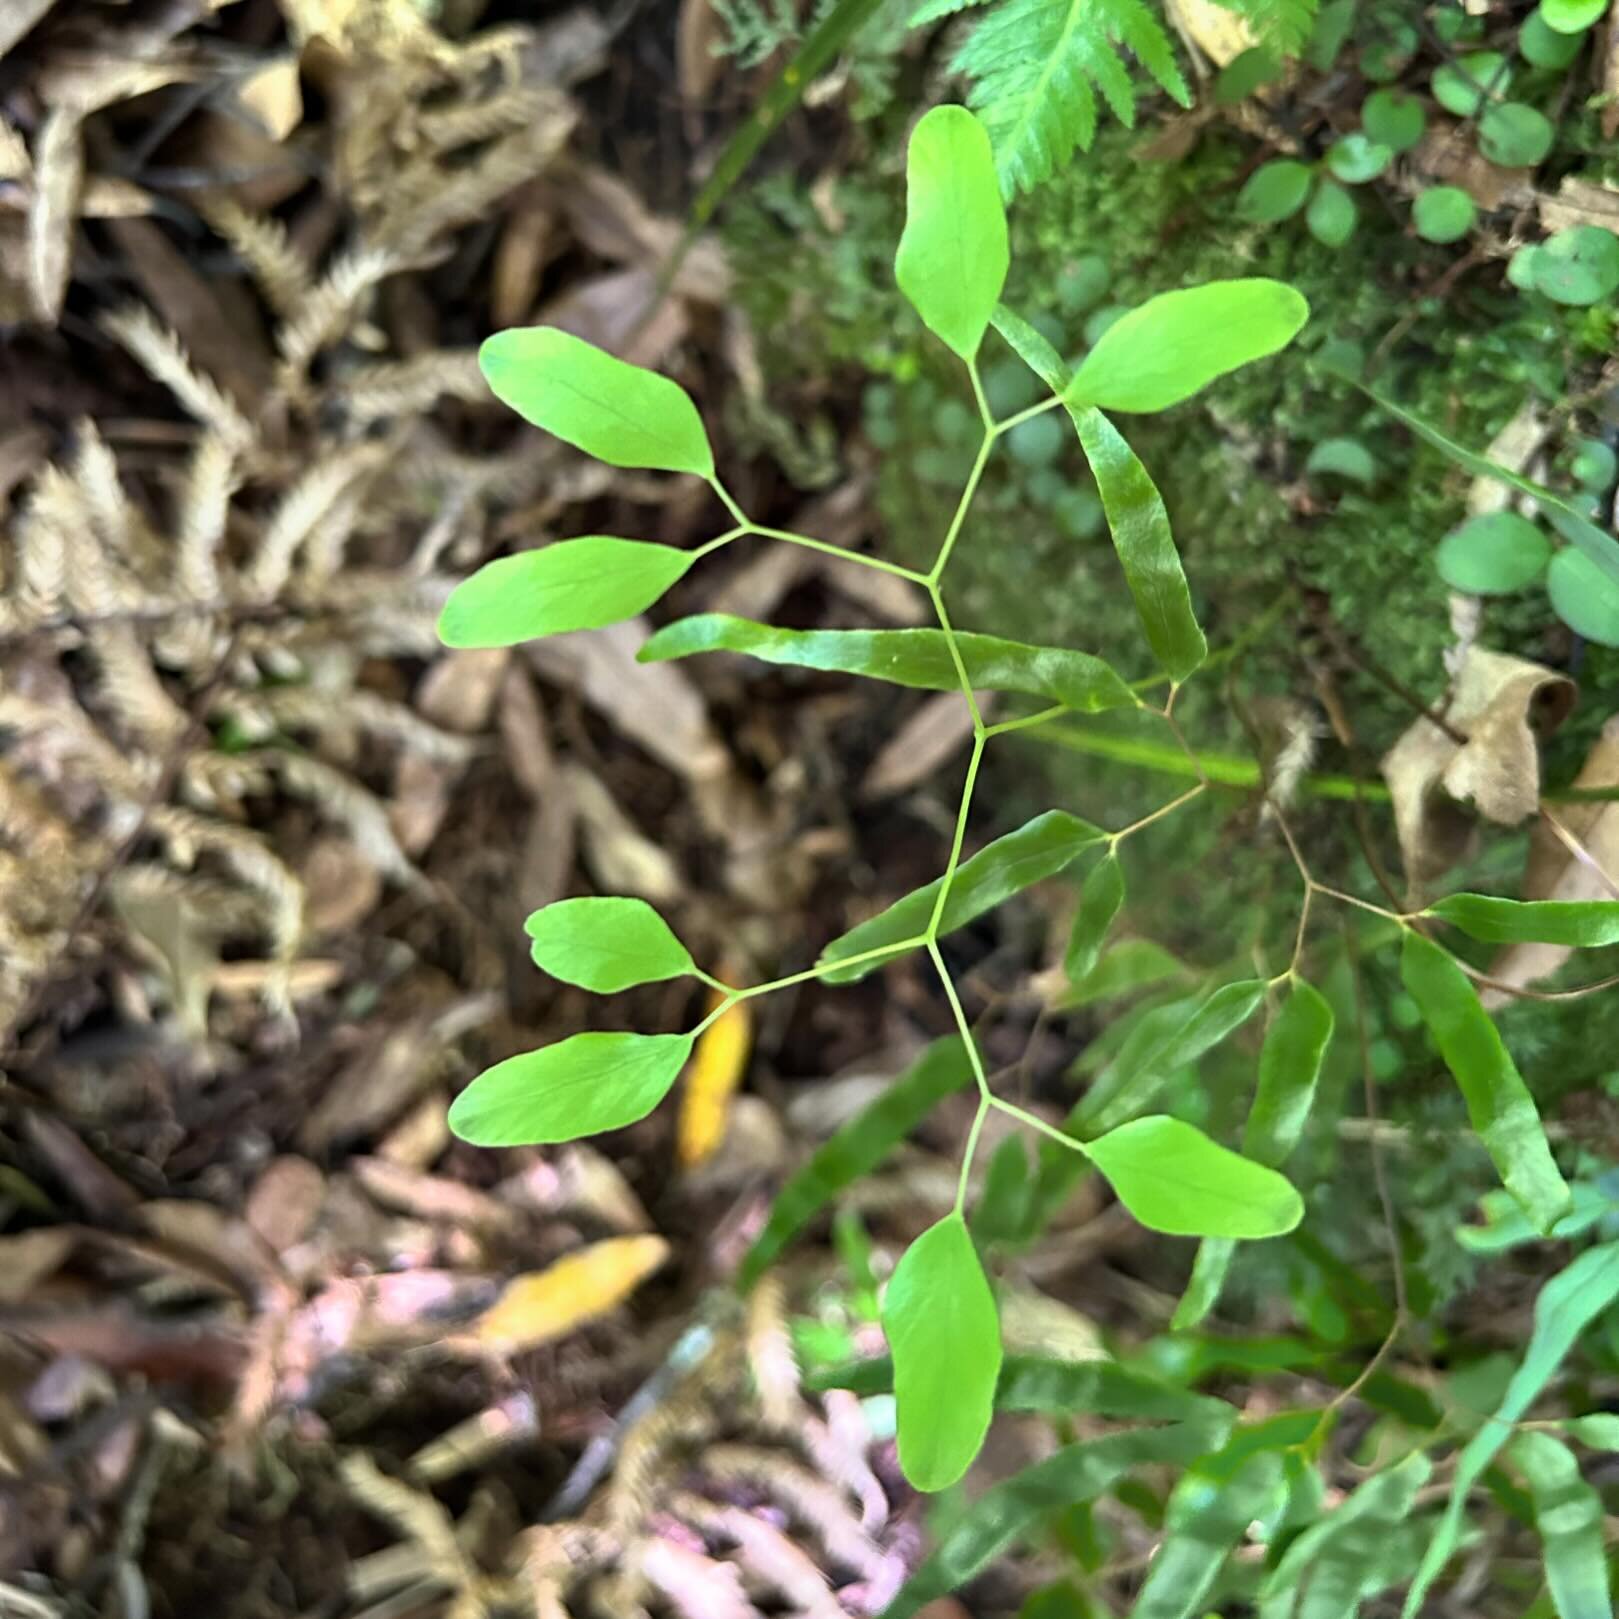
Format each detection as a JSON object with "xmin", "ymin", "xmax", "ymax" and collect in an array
[
  {"xmin": 951, "ymin": 0, "xmax": 1190, "ymax": 195},
  {"xmin": 1208, "ymin": 0, "xmax": 1318, "ymax": 55}
]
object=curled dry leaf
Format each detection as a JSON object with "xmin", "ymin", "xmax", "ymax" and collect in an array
[
  {"xmin": 1382, "ymin": 646, "xmax": 1575, "ymax": 896},
  {"xmin": 678, "ymin": 992, "xmax": 753, "ymax": 1170},
  {"xmin": 1482, "ymin": 715, "xmax": 1619, "ymax": 1005},
  {"xmin": 1162, "ymin": 0, "xmax": 1256, "ymax": 65},
  {"xmin": 462, "ymin": 1234, "xmax": 671, "ymax": 1355}
]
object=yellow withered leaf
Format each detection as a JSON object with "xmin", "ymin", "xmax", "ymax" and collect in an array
[
  {"xmin": 471, "ymin": 1235, "xmax": 669, "ymax": 1353},
  {"xmin": 677, "ymin": 993, "xmax": 751, "ymax": 1169}
]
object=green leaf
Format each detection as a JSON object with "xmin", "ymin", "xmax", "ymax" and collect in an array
[
  {"xmin": 639, "ymin": 615, "xmax": 1135, "ymax": 711},
  {"xmin": 1237, "ymin": 160, "xmax": 1314, "ymax": 224},
  {"xmin": 895, "ymin": 105, "xmax": 1008, "ymax": 360},
  {"xmin": 478, "ymin": 327, "xmax": 712, "ymax": 476},
  {"xmin": 1132, "ymin": 1447, "xmax": 1289, "ymax": 1619},
  {"xmin": 1326, "ymin": 133, "xmax": 1391, "ymax": 183},
  {"xmin": 1400, "ymin": 931, "xmax": 1569, "ymax": 1232},
  {"xmin": 1215, "ymin": 44, "xmax": 1284, "ymax": 104},
  {"xmin": 1261, "ymin": 1453, "xmax": 1432, "ymax": 1618},
  {"xmin": 883, "ymin": 1421, "xmax": 1230, "ymax": 1619},
  {"xmin": 1064, "ymin": 852, "xmax": 1125, "ymax": 985},
  {"xmin": 1086, "ymin": 1115, "xmax": 1303, "ymax": 1238},
  {"xmin": 1548, "ymin": 548, "xmax": 1619, "ymax": 646},
  {"xmin": 884, "ymin": 1213, "xmax": 1001, "ymax": 1490},
  {"xmin": 994, "ymin": 1355, "xmax": 1237, "ymax": 1425},
  {"xmin": 972, "ymin": 1134, "xmax": 1036, "ymax": 1246},
  {"xmin": 1058, "ymin": 936, "xmax": 1191, "ymax": 1008},
  {"xmin": 1403, "ymin": 1241, "xmax": 1619, "ymax": 1618},
  {"xmin": 1479, "ymin": 102, "xmax": 1554, "ymax": 167},
  {"xmin": 1428, "ymin": 893, "xmax": 1619, "ymax": 947},
  {"xmin": 1173, "ymin": 1238, "xmax": 1239, "ymax": 1332},
  {"xmin": 1571, "ymin": 439, "xmax": 1618, "ymax": 492},
  {"xmin": 1521, "ymin": 9, "xmax": 1585, "ymax": 64},
  {"xmin": 1528, "ymin": 226, "xmax": 1619, "ymax": 306},
  {"xmin": 1540, "ymin": 0, "xmax": 1608, "ymax": 31},
  {"xmin": 1431, "ymin": 51, "xmax": 1510, "ymax": 116},
  {"xmin": 1304, "ymin": 435, "xmax": 1374, "ymax": 483},
  {"xmin": 1076, "ymin": 978, "xmax": 1266, "ymax": 1135},
  {"xmin": 1361, "ymin": 88, "xmax": 1425, "ymax": 151},
  {"xmin": 1064, "ymin": 280, "xmax": 1309, "ymax": 414},
  {"xmin": 1246, "ymin": 978, "xmax": 1334, "ymax": 1166},
  {"xmin": 1066, "ymin": 405, "xmax": 1206, "ymax": 682},
  {"xmin": 1305, "ymin": 181, "xmax": 1357, "ymax": 248},
  {"xmin": 439, "ymin": 538, "xmax": 693, "ymax": 648},
  {"xmin": 1566, "ymin": 1413, "xmax": 1619, "ymax": 1449},
  {"xmin": 992, "ymin": 303, "xmax": 1072, "ymax": 393},
  {"xmin": 1413, "ymin": 186, "xmax": 1476, "ymax": 243},
  {"xmin": 1361, "ymin": 387, "xmax": 1619, "ymax": 590},
  {"xmin": 1509, "ymin": 1432, "xmax": 1612, "ymax": 1619},
  {"xmin": 819, "ymin": 810, "xmax": 1106, "ymax": 983},
  {"xmin": 1436, "ymin": 511, "xmax": 1551, "ymax": 595},
  {"xmin": 738, "ymin": 1038, "xmax": 975, "ymax": 1289},
  {"xmin": 952, "ymin": 0, "xmax": 1191, "ymax": 196},
  {"xmin": 448, "ymin": 1030, "xmax": 693, "ymax": 1146},
  {"xmin": 524, "ymin": 897, "xmax": 695, "ymax": 991}
]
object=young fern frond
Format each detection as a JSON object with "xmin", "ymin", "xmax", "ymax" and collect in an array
[{"xmin": 948, "ymin": 0, "xmax": 1190, "ymax": 193}]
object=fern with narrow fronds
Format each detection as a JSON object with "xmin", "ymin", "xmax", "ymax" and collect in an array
[
  {"xmin": 1211, "ymin": 0, "xmax": 1317, "ymax": 56},
  {"xmin": 926, "ymin": 0, "xmax": 1190, "ymax": 194}
]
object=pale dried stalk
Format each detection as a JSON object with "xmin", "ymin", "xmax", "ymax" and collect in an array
[
  {"xmin": 26, "ymin": 107, "xmax": 82, "ymax": 323},
  {"xmin": 101, "ymin": 305, "xmax": 253, "ymax": 448}
]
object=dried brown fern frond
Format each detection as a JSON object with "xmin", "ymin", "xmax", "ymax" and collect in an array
[
  {"xmin": 101, "ymin": 304, "xmax": 254, "ymax": 449},
  {"xmin": 199, "ymin": 197, "xmax": 313, "ymax": 323}
]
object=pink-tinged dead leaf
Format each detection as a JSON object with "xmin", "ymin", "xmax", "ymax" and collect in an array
[
  {"xmin": 811, "ymin": 1393, "xmax": 888, "ymax": 1530},
  {"xmin": 674, "ymin": 1496, "xmax": 844, "ymax": 1619},
  {"xmin": 862, "ymin": 691, "xmax": 996, "ymax": 800},
  {"xmin": 1482, "ymin": 715, "xmax": 1619, "ymax": 1006},
  {"xmin": 461, "ymin": 1235, "xmax": 670, "ymax": 1355},
  {"xmin": 245, "ymin": 1156, "xmax": 327, "ymax": 1256},
  {"xmin": 351, "ymin": 1156, "xmax": 516, "ymax": 1234},
  {"xmin": 641, "ymin": 1534, "xmax": 755, "ymax": 1619},
  {"xmin": 1382, "ymin": 646, "xmax": 1574, "ymax": 898},
  {"xmin": 0, "ymin": 1307, "xmax": 245, "ymax": 1386},
  {"xmin": 25, "ymin": 1354, "xmax": 115, "ymax": 1422}
]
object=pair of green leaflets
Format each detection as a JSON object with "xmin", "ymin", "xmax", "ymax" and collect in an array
[{"xmin": 435, "ymin": 103, "xmax": 1617, "ymax": 1498}]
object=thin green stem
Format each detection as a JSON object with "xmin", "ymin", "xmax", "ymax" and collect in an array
[
  {"xmin": 955, "ymin": 1096, "xmax": 992, "ymax": 1214},
  {"xmin": 925, "ymin": 731, "xmax": 987, "ymax": 937},
  {"xmin": 748, "ymin": 522, "xmax": 929, "ymax": 584},
  {"xmin": 989, "ymin": 1095, "xmax": 1090, "ymax": 1157},
  {"xmin": 928, "ymin": 429, "xmax": 995, "ymax": 583},
  {"xmin": 984, "ymin": 702, "xmax": 1069, "ymax": 739},
  {"xmin": 709, "ymin": 477, "xmax": 749, "ymax": 529},
  {"xmin": 993, "ymin": 395, "xmax": 1064, "ymax": 436},
  {"xmin": 1112, "ymin": 783, "xmax": 1207, "ymax": 844},
  {"xmin": 694, "ymin": 525, "xmax": 748, "ymax": 559},
  {"xmin": 720, "ymin": 934, "xmax": 931, "ymax": 1001},
  {"xmin": 969, "ymin": 358, "xmax": 995, "ymax": 435},
  {"xmin": 927, "ymin": 585, "xmax": 986, "ymax": 734},
  {"xmin": 690, "ymin": 995, "xmax": 739, "ymax": 1040}
]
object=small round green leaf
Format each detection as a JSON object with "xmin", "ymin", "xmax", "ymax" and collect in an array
[
  {"xmin": 1478, "ymin": 103, "xmax": 1554, "ymax": 167},
  {"xmin": 1361, "ymin": 88, "xmax": 1426, "ymax": 152},
  {"xmin": 1325, "ymin": 133, "xmax": 1392, "ymax": 184},
  {"xmin": 524, "ymin": 897, "xmax": 695, "ymax": 992},
  {"xmin": 895, "ymin": 105, "xmax": 1009, "ymax": 361},
  {"xmin": 883, "ymin": 1214, "xmax": 1001, "ymax": 1491},
  {"xmin": 1361, "ymin": 22, "xmax": 1416, "ymax": 80},
  {"xmin": 1548, "ymin": 548, "xmax": 1619, "ymax": 645},
  {"xmin": 1216, "ymin": 45, "xmax": 1283, "ymax": 104},
  {"xmin": 1304, "ymin": 436, "xmax": 1376, "ymax": 484},
  {"xmin": 1571, "ymin": 439, "xmax": 1618, "ymax": 492},
  {"xmin": 1432, "ymin": 52, "xmax": 1511, "ymax": 116},
  {"xmin": 448, "ymin": 1030, "xmax": 694, "ymax": 1145},
  {"xmin": 479, "ymin": 327, "xmax": 712, "ymax": 477},
  {"xmin": 1539, "ymin": 0, "xmax": 1608, "ymax": 33},
  {"xmin": 439, "ymin": 537, "xmax": 694, "ymax": 648},
  {"xmin": 1528, "ymin": 225, "xmax": 1619, "ymax": 305},
  {"xmin": 1414, "ymin": 186, "xmax": 1476, "ymax": 243},
  {"xmin": 1065, "ymin": 279, "xmax": 1309, "ymax": 414},
  {"xmin": 1245, "ymin": 979, "xmax": 1334, "ymax": 1168},
  {"xmin": 1236, "ymin": 160, "xmax": 1313, "ymax": 224},
  {"xmin": 1306, "ymin": 180, "xmax": 1357, "ymax": 247},
  {"xmin": 1520, "ymin": 10, "xmax": 1586, "ymax": 64},
  {"xmin": 1085, "ymin": 1116, "xmax": 1303, "ymax": 1239},
  {"xmin": 1436, "ymin": 512, "xmax": 1551, "ymax": 594}
]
